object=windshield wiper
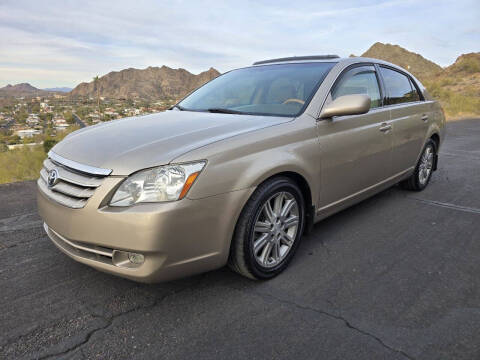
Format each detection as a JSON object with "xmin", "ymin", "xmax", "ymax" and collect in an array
[
  {"xmin": 207, "ymin": 108, "xmax": 245, "ymax": 114},
  {"xmin": 171, "ymin": 104, "xmax": 185, "ymax": 111}
]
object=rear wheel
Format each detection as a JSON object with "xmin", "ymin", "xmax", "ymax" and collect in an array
[
  {"xmin": 401, "ymin": 139, "xmax": 436, "ymax": 191},
  {"xmin": 228, "ymin": 177, "xmax": 305, "ymax": 280}
]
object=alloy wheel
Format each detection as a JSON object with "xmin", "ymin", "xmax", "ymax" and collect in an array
[
  {"xmin": 418, "ymin": 144, "xmax": 434, "ymax": 185},
  {"xmin": 252, "ymin": 191, "xmax": 299, "ymax": 268}
]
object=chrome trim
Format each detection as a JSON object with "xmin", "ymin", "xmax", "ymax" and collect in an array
[
  {"xmin": 43, "ymin": 159, "xmax": 104, "ymax": 187},
  {"xmin": 38, "ymin": 179, "xmax": 88, "ymax": 209},
  {"xmin": 48, "ymin": 150, "xmax": 112, "ymax": 176},
  {"xmin": 44, "ymin": 222, "xmax": 113, "ymax": 258},
  {"xmin": 40, "ymin": 169, "xmax": 96, "ymax": 198},
  {"xmin": 44, "ymin": 223, "xmax": 143, "ymax": 269},
  {"xmin": 253, "ymin": 55, "xmax": 340, "ymax": 65}
]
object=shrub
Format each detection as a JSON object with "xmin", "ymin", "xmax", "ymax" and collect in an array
[
  {"xmin": 0, "ymin": 146, "xmax": 46, "ymax": 184},
  {"xmin": 43, "ymin": 139, "xmax": 57, "ymax": 153},
  {"xmin": 457, "ymin": 58, "xmax": 480, "ymax": 74}
]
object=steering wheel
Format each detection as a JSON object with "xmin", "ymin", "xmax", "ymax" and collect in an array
[{"xmin": 282, "ymin": 98, "xmax": 305, "ymax": 105}]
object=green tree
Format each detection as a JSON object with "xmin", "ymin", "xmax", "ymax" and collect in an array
[
  {"xmin": 7, "ymin": 135, "xmax": 21, "ymax": 145},
  {"xmin": 15, "ymin": 110, "xmax": 28, "ymax": 124},
  {"xmin": 43, "ymin": 138, "xmax": 57, "ymax": 153},
  {"xmin": 64, "ymin": 111, "xmax": 75, "ymax": 124},
  {"xmin": 31, "ymin": 102, "xmax": 40, "ymax": 113}
]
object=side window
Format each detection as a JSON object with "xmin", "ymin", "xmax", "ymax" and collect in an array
[
  {"xmin": 380, "ymin": 67, "xmax": 420, "ymax": 105},
  {"xmin": 408, "ymin": 78, "xmax": 421, "ymax": 102},
  {"xmin": 332, "ymin": 66, "xmax": 382, "ymax": 109}
]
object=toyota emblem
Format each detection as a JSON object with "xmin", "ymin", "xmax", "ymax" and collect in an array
[{"xmin": 47, "ymin": 169, "xmax": 59, "ymax": 187}]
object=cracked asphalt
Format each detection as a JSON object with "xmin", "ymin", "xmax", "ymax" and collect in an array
[{"xmin": 1, "ymin": 119, "xmax": 479, "ymax": 360}]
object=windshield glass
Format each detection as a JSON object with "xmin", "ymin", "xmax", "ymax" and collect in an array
[{"xmin": 178, "ymin": 62, "xmax": 335, "ymax": 117}]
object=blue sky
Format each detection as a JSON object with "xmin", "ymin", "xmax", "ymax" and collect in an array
[{"xmin": 0, "ymin": 0, "xmax": 478, "ymax": 88}]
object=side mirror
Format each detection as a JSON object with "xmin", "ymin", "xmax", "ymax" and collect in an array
[{"xmin": 319, "ymin": 94, "xmax": 371, "ymax": 119}]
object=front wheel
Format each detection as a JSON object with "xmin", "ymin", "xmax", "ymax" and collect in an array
[
  {"xmin": 228, "ymin": 177, "xmax": 305, "ymax": 280},
  {"xmin": 401, "ymin": 139, "xmax": 437, "ymax": 191}
]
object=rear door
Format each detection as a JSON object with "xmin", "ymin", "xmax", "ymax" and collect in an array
[
  {"xmin": 316, "ymin": 64, "xmax": 393, "ymax": 208},
  {"xmin": 378, "ymin": 66, "xmax": 430, "ymax": 174}
]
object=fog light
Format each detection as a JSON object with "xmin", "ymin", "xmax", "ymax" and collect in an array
[
  {"xmin": 128, "ymin": 252, "xmax": 145, "ymax": 264},
  {"xmin": 112, "ymin": 250, "xmax": 145, "ymax": 268}
]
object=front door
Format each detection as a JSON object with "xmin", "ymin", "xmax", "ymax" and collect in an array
[{"xmin": 316, "ymin": 65, "xmax": 393, "ymax": 209}]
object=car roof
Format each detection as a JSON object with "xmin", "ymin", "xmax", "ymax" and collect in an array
[
  {"xmin": 250, "ymin": 55, "xmax": 424, "ymax": 88},
  {"xmin": 252, "ymin": 55, "xmax": 396, "ymax": 67},
  {"xmin": 253, "ymin": 55, "xmax": 341, "ymax": 65}
]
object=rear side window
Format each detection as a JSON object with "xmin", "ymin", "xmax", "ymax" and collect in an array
[
  {"xmin": 408, "ymin": 78, "xmax": 421, "ymax": 102},
  {"xmin": 380, "ymin": 67, "xmax": 420, "ymax": 105},
  {"xmin": 331, "ymin": 66, "xmax": 382, "ymax": 108}
]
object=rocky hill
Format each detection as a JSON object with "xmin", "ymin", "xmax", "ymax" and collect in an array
[
  {"xmin": 432, "ymin": 52, "xmax": 480, "ymax": 96},
  {"xmin": 423, "ymin": 52, "xmax": 480, "ymax": 117},
  {"xmin": 3, "ymin": 45, "xmax": 479, "ymax": 119},
  {"xmin": 361, "ymin": 42, "xmax": 443, "ymax": 81},
  {"xmin": 0, "ymin": 83, "xmax": 51, "ymax": 98},
  {"xmin": 359, "ymin": 43, "xmax": 479, "ymax": 118},
  {"xmin": 69, "ymin": 66, "xmax": 220, "ymax": 100}
]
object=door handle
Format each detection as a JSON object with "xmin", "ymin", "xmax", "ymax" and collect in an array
[
  {"xmin": 379, "ymin": 123, "xmax": 392, "ymax": 132},
  {"xmin": 421, "ymin": 114, "xmax": 429, "ymax": 122}
]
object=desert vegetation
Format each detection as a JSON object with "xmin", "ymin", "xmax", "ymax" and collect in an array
[{"xmin": 0, "ymin": 127, "xmax": 77, "ymax": 184}]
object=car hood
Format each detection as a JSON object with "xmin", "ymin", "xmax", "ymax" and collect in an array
[{"xmin": 51, "ymin": 110, "xmax": 291, "ymax": 175}]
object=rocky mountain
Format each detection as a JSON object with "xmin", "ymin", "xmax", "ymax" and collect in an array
[
  {"xmin": 423, "ymin": 52, "xmax": 480, "ymax": 117},
  {"xmin": 69, "ymin": 66, "xmax": 220, "ymax": 100},
  {"xmin": 0, "ymin": 83, "xmax": 51, "ymax": 98},
  {"xmin": 361, "ymin": 42, "xmax": 443, "ymax": 81},
  {"xmin": 358, "ymin": 43, "xmax": 479, "ymax": 118},
  {"xmin": 434, "ymin": 52, "xmax": 480, "ymax": 96}
]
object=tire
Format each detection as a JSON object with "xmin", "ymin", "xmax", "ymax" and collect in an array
[
  {"xmin": 401, "ymin": 139, "xmax": 437, "ymax": 191},
  {"xmin": 228, "ymin": 177, "xmax": 305, "ymax": 280}
]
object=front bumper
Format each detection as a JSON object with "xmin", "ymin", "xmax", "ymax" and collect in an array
[{"xmin": 38, "ymin": 176, "xmax": 253, "ymax": 283}]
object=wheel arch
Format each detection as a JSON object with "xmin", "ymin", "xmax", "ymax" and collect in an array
[
  {"xmin": 250, "ymin": 170, "xmax": 315, "ymax": 234},
  {"xmin": 430, "ymin": 132, "xmax": 440, "ymax": 148},
  {"xmin": 429, "ymin": 133, "xmax": 440, "ymax": 171}
]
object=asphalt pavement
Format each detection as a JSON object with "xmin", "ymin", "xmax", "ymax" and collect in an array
[
  {"xmin": 1, "ymin": 119, "xmax": 479, "ymax": 360},
  {"xmin": 72, "ymin": 113, "xmax": 87, "ymax": 128}
]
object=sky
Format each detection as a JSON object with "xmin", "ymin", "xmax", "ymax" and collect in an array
[{"xmin": 0, "ymin": 0, "xmax": 479, "ymax": 88}]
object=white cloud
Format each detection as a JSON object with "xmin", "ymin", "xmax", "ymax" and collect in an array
[{"xmin": 0, "ymin": 0, "xmax": 478, "ymax": 87}]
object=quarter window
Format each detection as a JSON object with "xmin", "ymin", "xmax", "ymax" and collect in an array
[
  {"xmin": 380, "ymin": 67, "xmax": 420, "ymax": 105},
  {"xmin": 408, "ymin": 78, "xmax": 421, "ymax": 102},
  {"xmin": 332, "ymin": 66, "xmax": 382, "ymax": 109}
]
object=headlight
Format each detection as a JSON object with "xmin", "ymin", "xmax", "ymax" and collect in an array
[{"xmin": 110, "ymin": 161, "xmax": 206, "ymax": 207}]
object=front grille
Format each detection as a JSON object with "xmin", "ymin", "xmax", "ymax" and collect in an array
[{"xmin": 38, "ymin": 157, "xmax": 108, "ymax": 209}]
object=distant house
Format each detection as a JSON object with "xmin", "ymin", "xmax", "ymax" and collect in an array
[
  {"xmin": 54, "ymin": 118, "xmax": 70, "ymax": 131},
  {"xmin": 15, "ymin": 129, "xmax": 41, "ymax": 138},
  {"xmin": 104, "ymin": 110, "xmax": 119, "ymax": 118},
  {"xmin": 26, "ymin": 114, "xmax": 40, "ymax": 125},
  {"xmin": 88, "ymin": 113, "xmax": 101, "ymax": 120},
  {"xmin": 7, "ymin": 142, "xmax": 44, "ymax": 150}
]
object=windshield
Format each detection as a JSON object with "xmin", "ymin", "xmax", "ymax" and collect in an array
[{"xmin": 178, "ymin": 62, "xmax": 335, "ymax": 117}]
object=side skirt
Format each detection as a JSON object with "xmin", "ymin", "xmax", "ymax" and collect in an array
[{"xmin": 314, "ymin": 168, "xmax": 413, "ymax": 223}]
